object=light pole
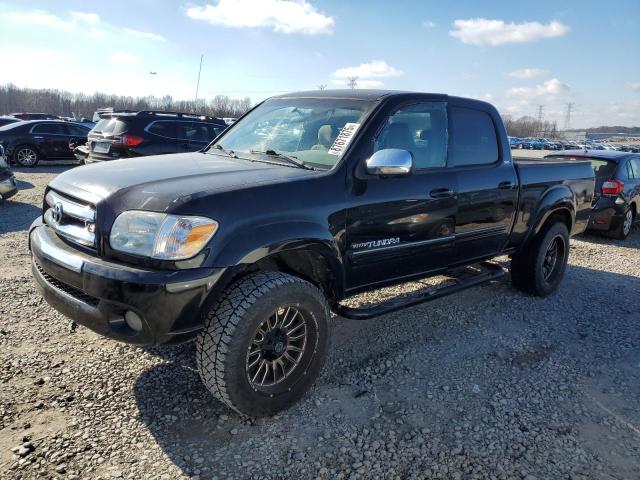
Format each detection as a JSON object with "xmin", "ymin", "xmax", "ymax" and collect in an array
[{"xmin": 195, "ymin": 54, "xmax": 204, "ymax": 102}]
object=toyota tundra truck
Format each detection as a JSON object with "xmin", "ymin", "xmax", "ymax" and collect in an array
[{"xmin": 29, "ymin": 90, "xmax": 595, "ymax": 416}]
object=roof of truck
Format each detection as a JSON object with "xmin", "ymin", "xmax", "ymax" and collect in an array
[{"xmin": 274, "ymin": 89, "xmax": 446, "ymax": 101}]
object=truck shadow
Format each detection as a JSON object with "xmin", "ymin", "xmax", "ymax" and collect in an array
[{"xmin": 132, "ymin": 262, "xmax": 640, "ymax": 478}]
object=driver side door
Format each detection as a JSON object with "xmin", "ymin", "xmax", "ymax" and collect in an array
[{"xmin": 345, "ymin": 101, "xmax": 457, "ymax": 291}]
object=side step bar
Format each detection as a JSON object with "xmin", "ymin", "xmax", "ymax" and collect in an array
[{"xmin": 334, "ymin": 262, "xmax": 505, "ymax": 320}]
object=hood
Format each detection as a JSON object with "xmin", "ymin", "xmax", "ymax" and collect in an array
[{"xmin": 49, "ymin": 151, "xmax": 316, "ymax": 210}]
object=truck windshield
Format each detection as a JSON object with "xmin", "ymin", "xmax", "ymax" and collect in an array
[{"xmin": 207, "ymin": 97, "xmax": 374, "ymax": 170}]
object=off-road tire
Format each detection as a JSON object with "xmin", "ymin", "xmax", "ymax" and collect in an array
[
  {"xmin": 510, "ymin": 222, "xmax": 570, "ymax": 297},
  {"xmin": 196, "ymin": 272, "xmax": 331, "ymax": 417}
]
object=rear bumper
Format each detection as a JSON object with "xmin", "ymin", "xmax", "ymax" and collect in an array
[
  {"xmin": 588, "ymin": 197, "xmax": 626, "ymax": 231},
  {"xmin": 0, "ymin": 172, "xmax": 17, "ymax": 199},
  {"xmin": 29, "ymin": 220, "xmax": 225, "ymax": 345}
]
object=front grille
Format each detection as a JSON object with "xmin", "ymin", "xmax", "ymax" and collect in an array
[
  {"xmin": 34, "ymin": 260, "xmax": 99, "ymax": 307},
  {"xmin": 44, "ymin": 189, "xmax": 96, "ymax": 249}
]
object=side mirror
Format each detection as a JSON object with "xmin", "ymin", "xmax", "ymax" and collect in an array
[{"xmin": 365, "ymin": 149, "xmax": 413, "ymax": 177}]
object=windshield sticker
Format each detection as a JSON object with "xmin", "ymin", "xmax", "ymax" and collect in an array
[{"xmin": 328, "ymin": 123, "xmax": 361, "ymax": 156}]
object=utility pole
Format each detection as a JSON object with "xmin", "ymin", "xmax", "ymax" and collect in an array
[
  {"xmin": 536, "ymin": 105, "xmax": 545, "ymax": 136},
  {"xmin": 195, "ymin": 54, "xmax": 204, "ymax": 102},
  {"xmin": 564, "ymin": 102, "xmax": 574, "ymax": 131},
  {"xmin": 347, "ymin": 76, "xmax": 358, "ymax": 89}
]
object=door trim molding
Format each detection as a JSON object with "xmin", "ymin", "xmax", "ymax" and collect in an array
[{"xmin": 351, "ymin": 235, "xmax": 454, "ymax": 257}]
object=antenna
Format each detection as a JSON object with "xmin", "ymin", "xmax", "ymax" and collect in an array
[{"xmin": 195, "ymin": 54, "xmax": 204, "ymax": 102}]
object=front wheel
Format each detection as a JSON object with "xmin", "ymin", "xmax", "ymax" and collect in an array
[
  {"xmin": 197, "ymin": 272, "xmax": 331, "ymax": 416},
  {"xmin": 510, "ymin": 222, "xmax": 570, "ymax": 297}
]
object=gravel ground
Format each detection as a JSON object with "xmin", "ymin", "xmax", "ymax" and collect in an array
[{"xmin": 1, "ymin": 166, "xmax": 639, "ymax": 480}]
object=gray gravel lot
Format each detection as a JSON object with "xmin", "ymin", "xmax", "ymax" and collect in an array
[{"xmin": 1, "ymin": 165, "xmax": 639, "ymax": 480}]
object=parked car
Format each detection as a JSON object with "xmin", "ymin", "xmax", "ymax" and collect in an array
[
  {"xmin": 9, "ymin": 113, "xmax": 61, "ymax": 121},
  {"xmin": 560, "ymin": 140, "xmax": 582, "ymax": 150},
  {"xmin": 547, "ymin": 150, "xmax": 639, "ymax": 239},
  {"xmin": 69, "ymin": 137, "xmax": 89, "ymax": 164},
  {"xmin": 508, "ymin": 136, "xmax": 523, "ymax": 149},
  {"xmin": 0, "ymin": 145, "xmax": 17, "ymax": 200},
  {"xmin": 522, "ymin": 138, "xmax": 545, "ymax": 150},
  {"xmin": 85, "ymin": 111, "xmax": 228, "ymax": 163},
  {"xmin": 30, "ymin": 90, "xmax": 594, "ymax": 416},
  {"xmin": 0, "ymin": 116, "xmax": 21, "ymax": 127},
  {"xmin": 0, "ymin": 120, "xmax": 91, "ymax": 167}
]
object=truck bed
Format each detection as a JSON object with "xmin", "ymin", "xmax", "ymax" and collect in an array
[{"xmin": 505, "ymin": 158, "xmax": 595, "ymax": 248}]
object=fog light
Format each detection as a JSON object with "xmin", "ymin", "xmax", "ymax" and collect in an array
[{"xmin": 124, "ymin": 311, "xmax": 143, "ymax": 332}]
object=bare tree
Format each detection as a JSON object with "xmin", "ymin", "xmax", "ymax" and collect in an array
[
  {"xmin": 0, "ymin": 83, "xmax": 253, "ymax": 119},
  {"xmin": 347, "ymin": 77, "xmax": 358, "ymax": 89}
]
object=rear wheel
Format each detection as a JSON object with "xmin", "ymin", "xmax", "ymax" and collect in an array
[
  {"xmin": 197, "ymin": 272, "xmax": 331, "ymax": 416},
  {"xmin": 14, "ymin": 145, "xmax": 40, "ymax": 167},
  {"xmin": 511, "ymin": 222, "xmax": 570, "ymax": 297},
  {"xmin": 611, "ymin": 207, "xmax": 634, "ymax": 240}
]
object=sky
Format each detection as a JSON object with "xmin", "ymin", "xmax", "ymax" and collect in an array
[{"xmin": 1, "ymin": 0, "xmax": 639, "ymax": 128}]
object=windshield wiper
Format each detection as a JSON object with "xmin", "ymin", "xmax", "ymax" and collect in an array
[
  {"xmin": 212, "ymin": 144, "xmax": 237, "ymax": 158},
  {"xmin": 249, "ymin": 149, "xmax": 314, "ymax": 170}
]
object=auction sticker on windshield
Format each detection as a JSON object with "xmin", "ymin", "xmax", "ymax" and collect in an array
[{"xmin": 328, "ymin": 123, "xmax": 360, "ymax": 156}]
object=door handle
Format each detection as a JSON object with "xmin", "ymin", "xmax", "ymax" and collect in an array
[
  {"xmin": 498, "ymin": 181, "xmax": 514, "ymax": 189},
  {"xmin": 429, "ymin": 188, "xmax": 455, "ymax": 198},
  {"xmin": 33, "ymin": 136, "xmax": 44, "ymax": 140}
]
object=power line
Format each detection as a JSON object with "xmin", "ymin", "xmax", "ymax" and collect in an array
[
  {"xmin": 347, "ymin": 76, "xmax": 359, "ymax": 89},
  {"xmin": 536, "ymin": 104, "xmax": 544, "ymax": 124}
]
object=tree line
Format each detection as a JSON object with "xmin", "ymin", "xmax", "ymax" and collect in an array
[
  {"xmin": 0, "ymin": 84, "xmax": 252, "ymax": 120},
  {"xmin": 501, "ymin": 114, "xmax": 560, "ymax": 138}
]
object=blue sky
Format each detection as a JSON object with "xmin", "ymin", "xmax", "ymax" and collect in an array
[{"xmin": 1, "ymin": 0, "xmax": 639, "ymax": 127}]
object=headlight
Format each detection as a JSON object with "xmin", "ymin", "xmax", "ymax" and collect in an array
[{"xmin": 110, "ymin": 211, "xmax": 218, "ymax": 260}]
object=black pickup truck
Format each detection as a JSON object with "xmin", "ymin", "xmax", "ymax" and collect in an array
[{"xmin": 29, "ymin": 90, "xmax": 594, "ymax": 416}]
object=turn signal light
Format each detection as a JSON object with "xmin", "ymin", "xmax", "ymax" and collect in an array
[{"xmin": 601, "ymin": 179, "xmax": 624, "ymax": 196}]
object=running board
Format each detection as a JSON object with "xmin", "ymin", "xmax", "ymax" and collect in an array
[{"xmin": 334, "ymin": 262, "xmax": 505, "ymax": 320}]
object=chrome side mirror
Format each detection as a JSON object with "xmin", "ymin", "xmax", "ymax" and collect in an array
[{"xmin": 365, "ymin": 149, "xmax": 413, "ymax": 177}]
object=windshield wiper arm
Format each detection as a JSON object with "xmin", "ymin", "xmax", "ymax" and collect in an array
[
  {"xmin": 249, "ymin": 149, "xmax": 314, "ymax": 170},
  {"xmin": 212, "ymin": 144, "xmax": 237, "ymax": 158}
]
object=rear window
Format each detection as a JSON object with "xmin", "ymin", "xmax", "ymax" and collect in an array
[{"xmin": 91, "ymin": 118, "xmax": 128, "ymax": 135}]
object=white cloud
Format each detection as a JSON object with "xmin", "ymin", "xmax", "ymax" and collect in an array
[
  {"xmin": 123, "ymin": 28, "xmax": 166, "ymax": 42},
  {"xmin": 70, "ymin": 12, "xmax": 100, "ymax": 24},
  {"xmin": 626, "ymin": 82, "xmax": 640, "ymax": 92},
  {"xmin": 450, "ymin": 18, "xmax": 569, "ymax": 46},
  {"xmin": 185, "ymin": 0, "xmax": 334, "ymax": 35},
  {"xmin": 422, "ymin": 20, "xmax": 435, "ymax": 28},
  {"xmin": 507, "ymin": 78, "xmax": 571, "ymax": 98},
  {"xmin": 0, "ymin": 8, "xmax": 164, "ymax": 43},
  {"xmin": 333, "ymin": 60, "xmax": 402, "ymax": 79},
  {"xmin": 508, "ymin": 68, "xmax": 549, "ymax": 79}
]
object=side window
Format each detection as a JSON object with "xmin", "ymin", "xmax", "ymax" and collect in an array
[
  {"xmin": 32, "ymin": 123, "xmax": 66, "ymax": 135},
  {"xmin": 629, "ymin": 158, "xmax": 640, "ymax": 179},
  {"xmin": 449, "ymin": 107, "xmax": 499, "ymax": 167},
  {"xmin": 373, "ymin": 102, "xmax": 447, "ymax": 169},
  {"xmin": 67, "ymin": 125, "xmax": 88, "ymax": 136},
  {"xmin": 147, "ymin": 121, "xmax": 177, "ymax": 139}
]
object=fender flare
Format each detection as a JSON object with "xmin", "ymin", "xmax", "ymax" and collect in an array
[
  {"xmin": 525, "ymin": 184, "xmax": 576, "ymax": 245},
  {"xmin": 209, "ymin": 220, "xmax": 345, "ymax": 296}
]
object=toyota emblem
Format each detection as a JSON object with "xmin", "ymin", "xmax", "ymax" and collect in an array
[{"xmin": 52, "ymin": 202, "xmax": 64, "ymax": 224}]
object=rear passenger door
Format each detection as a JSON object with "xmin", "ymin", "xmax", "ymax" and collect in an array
[
  {"xmin": 146, "ymin": 120, "xmax": 179, "ymax": 155},
  {"xmin": 448, "ymin": 104, "xmax": 518, "ymax": 265}
]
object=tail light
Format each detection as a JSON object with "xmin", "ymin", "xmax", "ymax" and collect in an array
[
  {"xmin": 601, "ymin": 179, "xmax": 624, "ymax": 196},
  {"xmin": 113, "ymin": 134, "xmax": 144, "ymax": 147}
]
